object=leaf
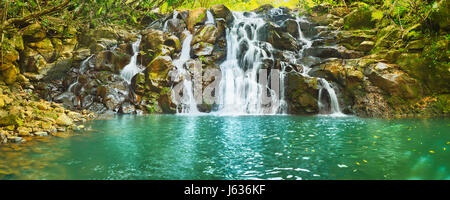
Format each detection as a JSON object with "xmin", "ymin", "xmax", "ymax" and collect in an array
[{"xmin": 97, "ymin": 7, "xmax": 103, "ymax": 15}]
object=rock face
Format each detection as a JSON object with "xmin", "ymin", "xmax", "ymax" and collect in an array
[
  {"xmin": 286, "ymin": 73, "xmax": 319, "ymax": 113},
  {"xmin": 1, "ymin": 3, "xmax": 447, "ymax": 123}
]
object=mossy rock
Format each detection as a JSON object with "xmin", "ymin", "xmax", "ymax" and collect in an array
[
  {"xmin": 430, "ymin": 0, "xmax": 450, "ymax": 31},
  {"xmin": 187, "ymin": 8, "xmax": 207, "ymax": 32},
  {"xmin": 343, "ymin": 6, "xmax": 379, "ymax": 30},
  {"xmin": 23, "ymin": 23, "xmax": 46, "ymax": 42},
  {"xmin": 210, "ymin": 4, "xmax": 233, "ymax": 24},
  {"xmin": 0, "ymin": 64, "xmax": 19, "ymax": 85}
]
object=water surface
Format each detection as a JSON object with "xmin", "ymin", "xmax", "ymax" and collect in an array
[{"xmin": 0, "ymin": 115, "xmax": 449, "ymax": 180}]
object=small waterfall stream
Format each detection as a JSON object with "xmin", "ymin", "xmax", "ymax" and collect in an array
[
  {"xmin": 163, "ymin": 10, "xmax": 179, "ymax": 31},
  {"xmin": 120, "ymin": 35, "xmax": 142, "ymax": 84},
  {"xmin": 205, "ymin": 10, "xmax": 215, "ymax": 25},
  {"xmin": 294, "ymin": 17, "xmax": 343, "ymax": 115},
  {"xmin": 214, "ymin": 12, "xmax": 278, "ymax": 115},
  {"xmin": 172, "ymin": 30, "xmax": 199, "ymax": 114},
  {"xmin": 68, "ymin": 55, "xmax": 94, "ymax": 92}
]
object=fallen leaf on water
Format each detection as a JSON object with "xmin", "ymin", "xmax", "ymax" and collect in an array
[
  {"xmin": 337, "ymin": 164, "xmax": 348, "ymax": 168},
  {"xmin": 356, "ymin": 162, "xmax": 360, "ymax": 165},
  {"xmin": 429, "ymin": 150, "xmax": 435, "ymax": 154},
  {"xmin": 363, "ymin": 160, "xmax": 368, "ymax": 163}
]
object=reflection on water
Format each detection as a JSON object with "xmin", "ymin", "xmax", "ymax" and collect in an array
[{"xmin": 0, "ymin": 115, "xmax": 449, "ymax": 180}]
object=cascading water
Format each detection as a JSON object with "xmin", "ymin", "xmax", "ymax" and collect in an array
[
  {"xmin": 317, "ymin": 78, "xmax": 342, "ymax": 115},
  {"xmin": 166, "ymin": 9, "xmax": 343, "ymax": 116},
  {"xmin": 214, "ymin": 12, "xmax": 279, "ymax": 115},
  {"xmin": 68, "ymin": 55, "xmax": 94, "ymax": 92},
  {"xmin": 294, "ymin": 16, "xmax": 344, "ymax": 115},
  {"xmin": 205, "ymin": 10, "xmax": 215, "ymax": 25},
  {"xmin": 172, "ymin": 30, "xmax": 199, "ymax": 114},
  {"xmin": 163, "ymin": 10, "xmax": 179, "ymax": 31},
  {"xmin": 120, "ymin": 35, "xmax": 142, "ymax": 84}
]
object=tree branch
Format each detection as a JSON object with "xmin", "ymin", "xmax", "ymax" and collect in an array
[{"xmin": 0, "ymin": 0, "xmax": 71, "ymax": 32}]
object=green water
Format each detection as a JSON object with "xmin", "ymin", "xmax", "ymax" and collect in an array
[{"xmin": 0, "ymin": 115, "xmax": 449, "ymax": 180}]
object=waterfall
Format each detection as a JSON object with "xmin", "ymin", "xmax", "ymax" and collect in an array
[
  {"xmin": 172, "ymin": 30, "xmax": 199, "ymax": 114},
  {"xmin": 205, "ymin": 10, "xmax": 215, "ymax": 25},
  {"xmin": 68, "ymin": 55, "xmax": 94, "ymax": 93},
  {"xmin": 295, "ymin": 16, "xmax": 344, "ymax": 116},
  {"xmin": 214, "ymin": 12, "xmax": 279, "ymax": 115},
  {"xmin": 163, "ymin": 10, "xmax": 179, "ymax": 31},
  {"xmin": 295, "ymin": 17, "xmax": 313, "ymax": 75},
  {"xmin": 318, "ymin": 78, "xmax": 343, "ymax": 115},
  {"xmin": 120, "ymin": 35, "xmax": 142, "ymax": 84}
]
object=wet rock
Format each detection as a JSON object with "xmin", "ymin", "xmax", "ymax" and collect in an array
[
  {"xmin": 164, "ymin": 35, "xmax": 181, "ymax": 52},
  {"xmin": 166, "ymin": 18, "xmax": 187, "ymax": 36},
  {"xmin": 8, "ymin": 136, "xmax": 24, "ymax": 143},
  {"xmin": 210, "ymin": 4, "xmax": 233, "ymax": 24},
  {"xmin": 286, "ymin": 72, "xmax": 319, "ymax": 113},
  {"xmin": 252, "ymin": 4, "xmax": 274, "ymax": 14},
  {"xmin": 192, "ymin": 24, "xmax": 219, "ymax": 44},
  {"xmin": 264, "ymin": 22, "xmax": 299, "ymax": 51},
  {"xmin": 187, "ymin": 8, "xmax": 207, "ymax": 32},
  {"xmin": 193, "ymin": 42, "xmax": 215, "ymax": 56},
  {"xmin": 120, "ymin": 102, "xmax": 136, "ymax": 114},
  {"xmin": 146, "ymin": 56, "xmax": 175, "ymax": 81},
  {"xmin": 282, "ymin": 19, "xmax": 300, "ymax": 38},
  {"xmin": 139, "ymin": 29, "xmax": 165, "ymax": 66},
  {"xmin": 304, "ymin": 47, "xmax": 341, "ymax": 58},
  {"xmin": 34, "ymin": 131, "xmax": 48, "ymax": 136}
]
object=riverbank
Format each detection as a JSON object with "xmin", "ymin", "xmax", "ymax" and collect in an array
[{"xmin": 0, "ymin": 83, "xmax": 96, "ymax": 143}]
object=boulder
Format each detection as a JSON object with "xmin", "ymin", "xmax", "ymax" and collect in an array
[
  {"xmin": 343, "ymin": 6, "xmax": 378, "ymax": 30},
  {"xmin": 120, "ymin": 102, "xmax": 136, "ymax": 114},
  {"xmin": 146, "ymin": 56, "xmax": 175, "ymax": 81},
  {"xmin": 193, "ymin": 42, "xmax": 214, "ymax": 56},
  {"xmin": 285, "ymin": 72, "xmax": 319, "ymax": 113},
  {"xmin": 56, "ymin": 113, "xmax": 73, "ymax": 126},
  {"xmin": 22, "ymin": 23, "xmax": 46, "ymax": 42},
  {"xmin": 187, "ymin": 8, "xmax": 207, "ymax": 32},
  {"xmin": 28, "ymin": 38, "xmax": 55, "ymax": 61},
  {"xmin": 252, "ymin": 4, "xmax": 274, "ymax": 14},
  {"xmin": 210, "ymin": 4, "xmax": 233, "ymax": 24},
  {"xmin": 139, "ymin": 29, "xmax": 165, "ymax": 66},
  {"xmin": 192, "ymin": 24, "xmax": 219, "ymax": 44},
  {"xmin": 264, "ymin": 22, "xmax": 299, "ymax": 51},
  {"xmin": 358, "ymin": 41, "xmax": 374, "ymax": 52},
  {"xmin": 0, "ymin": 64, "xmax": 19, "ymax": 84},
  {"xmin": 282, "ymin": 19, "xmax": 300, "ymax": 39},
  {"xmin": 364, "ymin": 62, "xmax": 423, "ymax": 99},
  {"xmin": 166, "ymin": 18, "xmax": 187, "ymax": 36}
]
